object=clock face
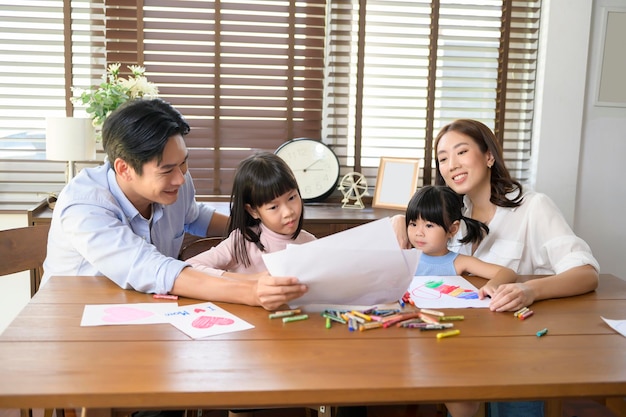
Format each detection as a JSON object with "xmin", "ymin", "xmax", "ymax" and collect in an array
[{"xmin": 275, "ymin": 138, "xmax": 341, "ymax": 202}]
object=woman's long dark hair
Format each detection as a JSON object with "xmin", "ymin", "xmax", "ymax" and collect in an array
[
  {"xmin": 434, "ymin": 119, "xmax": 523, "ymax": 208},
  {"xmin": 228, "ymin": 152, "xmax": 304, "ymax": 267},
  {"xmin": 406, "ymin": 185, "xmax": 488, "ymax": 245}
]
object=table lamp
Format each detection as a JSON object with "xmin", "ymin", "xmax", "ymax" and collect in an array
[{"xmin": 46, "ymin": 117, "xmax": 96, "ymax": 182}]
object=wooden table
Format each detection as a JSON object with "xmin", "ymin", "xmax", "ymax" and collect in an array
[{"xmin": 1, "ymin": 275, "xmax": 625, "ymax": 416}]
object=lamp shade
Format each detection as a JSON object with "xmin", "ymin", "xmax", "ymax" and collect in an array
[{"xmin": 46, "ymin": 117, "xmax": 96, "ymax": 162}]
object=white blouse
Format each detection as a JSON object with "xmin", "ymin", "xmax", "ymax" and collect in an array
[{"xmin": 449, "ymin": 191, "xmax": 600, "ymax": 275}]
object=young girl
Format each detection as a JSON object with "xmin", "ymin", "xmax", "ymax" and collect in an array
[
  {"xmin": 187, "ymin": 151, "xmax": 316, "ymax": 279},
  {"xmin": 407, "ymin": 185, "xmax": 517, "ymax": 285},
  {"xmin": 407, "ymin": 185, "xmax": 517, "ymax": 417}
]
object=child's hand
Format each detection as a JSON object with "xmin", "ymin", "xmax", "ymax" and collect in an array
[
  {"xmin": 254, "ymin": 272, "xmax": 308, "ymax": 311},
  {"xmin": 486, "ymin": 282, "xmax": 534, "ymax": 312},
  {"xmin": 478, "ymin": 282, "xmax": 498, "ymax": 299}
]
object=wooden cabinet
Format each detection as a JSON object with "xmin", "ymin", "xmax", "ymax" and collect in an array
[{"xmin": 29, "ymin": 199, "xmax": 403, "ymax": 238}]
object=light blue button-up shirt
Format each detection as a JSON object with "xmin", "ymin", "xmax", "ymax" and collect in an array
[{"xmin": 42, "ymin": 161, "xmax": 216, "ymax": 293}]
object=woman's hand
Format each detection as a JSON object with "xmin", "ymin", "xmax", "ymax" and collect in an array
[
  {"xmin": 253, "ymin": 271, "xmax": 308, "ymax": 311},
  {"xmin": 390, "ymin": 214, "xmax": 411, "ymax": 249},
  {"xmin": 483, "ymin": 282, "xmax": 535, "ymax": 312}
]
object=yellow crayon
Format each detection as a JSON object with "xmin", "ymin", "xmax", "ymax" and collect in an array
[
  {"xmin": 359, "ymin": 321, "xmax": 383, "ymax": 331},
  {"xmin": 439, "ymin": 315, "xmax": 464, "ymax": 321},
  {"xmin": 351, "ymin": 310, "xmax": 373, "ymax": 321},
  {"xmin": 436, "ymin": 329, "xmax": 461, "ymax": 339}
]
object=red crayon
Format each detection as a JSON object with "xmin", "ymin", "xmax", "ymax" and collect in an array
[{"xmin": 153, "ymin": 293, "xmax": 179, "ymax": 300}]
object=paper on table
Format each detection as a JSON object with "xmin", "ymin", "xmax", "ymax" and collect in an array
[
  {"xmin": 262, "ymin": 217, "xmax": 420, "ymax": 308},
  {"xmin": 407, "ymin": 275, "xmax": 491, "ymax": 308},
  {"xmin": 81, "ymin": 303, "xmax": 176, "ymax": 326},
  {"xmin": 164, "ymin": 302, "xmax": 254, "ymax": 339},
  {"xmin": 601, "ymin": 316, "xmax": 626, "ymax": 337}
]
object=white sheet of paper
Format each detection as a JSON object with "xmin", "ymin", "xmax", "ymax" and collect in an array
[
  {"xmin": 262, "ymin": 217, "xmax": 420, "ymax": 308},
  {"xmin": 80, "ymin": 303, "xmax": 176, "ymax": 326},
  {"xmin": 601, "ymin": 316, "xmax": 626, "ymax": 337},
  {"xmin": 408, "ymin": 275, "xmax": 491, "ymax": 308},
  {"xmin": 164, "ymin": 302, "xmax": 254, "ymax": 339}
]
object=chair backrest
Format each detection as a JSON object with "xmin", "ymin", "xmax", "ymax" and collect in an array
[
  {"xmin": 0, "ymin": 224, "xmax": 51, "ymax": 297},
  {"xmin": 179, "ymin": 237, "xmax": 224, "ymax": 260}
]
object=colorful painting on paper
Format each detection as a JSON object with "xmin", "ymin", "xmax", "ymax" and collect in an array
[{"xmin": 408, "ymin": 276, "xmax": 491, "ymax": 309}]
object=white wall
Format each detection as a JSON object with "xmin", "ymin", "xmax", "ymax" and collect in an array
[
  {"xmin": 576, "ymin": 0, "xmax": 626, "ymax": 277},
  {"xmin": 533, "ymin": 0, "xmax": 626, "ymax": 278}
]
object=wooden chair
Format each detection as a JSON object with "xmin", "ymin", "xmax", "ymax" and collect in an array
[
  {"xmin": 178, "ymin": 237, "xmax": 224, "ymax": 260},
  {"xmin": 0, "ymin": 224, "xmax": 50, "ymax": 298},
  {"xmin": 0, "ymin": 224, "xmax": 58, "ymax": 417}
]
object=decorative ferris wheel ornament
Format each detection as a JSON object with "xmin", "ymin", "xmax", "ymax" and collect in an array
[{"xmin": 338, "ymin": 172, "xmax": 369, "ymax": 209}]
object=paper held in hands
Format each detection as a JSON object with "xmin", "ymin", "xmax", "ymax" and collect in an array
[{"xmin": 262, "ymin": 217, "xmax": 421, "ymax": 309}]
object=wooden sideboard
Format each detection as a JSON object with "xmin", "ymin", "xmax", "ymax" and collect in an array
[{"xmin": 28, "ymin": 198, "xmax": 403, "ymax": 238}]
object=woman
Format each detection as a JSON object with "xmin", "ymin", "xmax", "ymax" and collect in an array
[
  {"xmin": 432, "ymin": 119, "xmax": 598, "ymax": 311},
  {"xmin": 393, "ymin": 119, "xmax": 600, "ymax": 417}
]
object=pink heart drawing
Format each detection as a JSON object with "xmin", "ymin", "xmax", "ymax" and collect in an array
[
  {"xmin": 192, "ymin": 315, "xmax": 235, "ymax": 329},
  {"xmin": 102, "ymin": 306, "xmax": 154, "ymax": 323},
  {"xmin": 194, "ymin": 308, "xmax": 205, "ymax": 313}
]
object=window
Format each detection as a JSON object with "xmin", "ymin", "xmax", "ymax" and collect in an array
[
  {"xmin": 0, "ymin": 0, "xmax": 104, "ymax": 203},
  {"xmin": 0, "ymin": 0, "xmax": 540, "ymax": 202}
]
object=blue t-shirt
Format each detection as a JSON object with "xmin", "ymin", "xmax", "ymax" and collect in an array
[{"xmin": 415, "ymin": 251, "xmax": 459, "ymax": 276}]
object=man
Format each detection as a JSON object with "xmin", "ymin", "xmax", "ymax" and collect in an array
[{"xmin": 43, "ymin": 98, "xmax": 306, "ymax": 310}]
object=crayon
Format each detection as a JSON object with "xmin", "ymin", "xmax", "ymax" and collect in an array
[
  {"xmin": 519, "ymin": 310, "xmax": 534, "ymax": 320},
  {"xmin": 282, "ymin": 314, "xmax": 309, "ymax": 323},
  {"xmin": 420, "ymin": 308, "xmax": 444, "ymax": 317},
  {"xmin": 153, "ymin": 294, "xmax": 179, "ymax": 300},
  {"xmin": 439, "ymin": 315, "xmax": 464, "ymax": 321},
  {"xmin": 536, "ymin": 327, "xmax": 548, "ymax": 337},
  {"xmin": 359, "ymin": 321, "xmax": 383, "ymax": 331},
  {"xmin": 436, "ymin": 329, "xmax": 461, "ymax": 339},
  {"xmin": 269, "ymin": 309, "xmax": 301, "ymax": 319}
]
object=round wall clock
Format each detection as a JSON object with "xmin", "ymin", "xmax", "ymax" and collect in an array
[{"xmin": 275, "ymin": 138, "xmax": 341, "ymax": 202}]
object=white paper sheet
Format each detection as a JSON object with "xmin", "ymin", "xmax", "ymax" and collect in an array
[
  {"xmin": 262, "ymin": 217, "xmax": 420, "ymax": 308},
  {"xmin": 601, "ymin": 316, "xmax": 626, "ymax": 337},
  {"xmin": 407, "ymin": 275, "xmax": 491, "ymax": 308},
  {"xmin": 80, "ymin": 303, "xmax": 177, "ymax": 326},
  {"xmin": 164, "ymin": 302, "xmax": 254, "ymax": 339}
]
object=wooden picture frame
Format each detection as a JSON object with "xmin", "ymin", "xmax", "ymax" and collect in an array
[
  {"xmin": 372, "ymin": 157, "xmax": 420, "ymax": 210},
  {"xmin": 594, "ymin": 7, "xmax": 626, "ymax": 107}
]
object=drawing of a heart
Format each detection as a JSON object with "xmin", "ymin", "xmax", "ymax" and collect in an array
[
  {"xmin": 192, "ymin": 315, "xmax": 234, "ymax": 329},
  {"xmin": 102, "ymin": 306, "xmax": 154, "ymax": 323}
]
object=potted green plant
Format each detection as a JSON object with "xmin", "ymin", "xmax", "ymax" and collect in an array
[{"xmin": 71, "ymin": 63, "xmax": 159, "ymax": 136}]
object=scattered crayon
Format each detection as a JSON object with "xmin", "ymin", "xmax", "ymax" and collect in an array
[
  {"xmin": 436, "ymin": 329, "xmax": 461, "ymax": 339},
  {"xmin": 519, "ymin": 310, "xmax": 534, "ymax": 320},
  {"xmin": 153, "ymin": 294, "xmax": 178, "ymax": 300},
  {"xmin": 282, "ymin": 314, "xmax": 309, "ymax": 323},
  {"xmin": 439, "ymin": 315, "xmax": 464, "ymax": 321},
  {"xmin": 269, "ymin": 309, "xmax": 301, "ymax": 319},
  {"xmin": 420, "ymin": 308, "xmax": 444, "ymax": 317},
  {"xmin": 359, "ymin": 321, "xmax": 383, "ymax": 331},
  {"xmin": 536, "ymin": 327, "xmax": 548, "ymax": 337}
]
